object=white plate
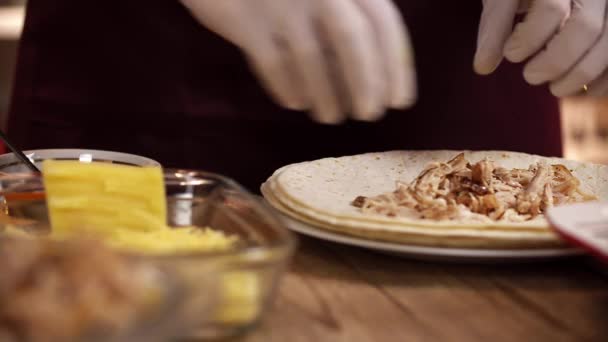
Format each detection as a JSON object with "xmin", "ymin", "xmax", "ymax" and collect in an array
[{"xmin": 275, "ymin": 211, "xmax": 585, "ymax": 263}]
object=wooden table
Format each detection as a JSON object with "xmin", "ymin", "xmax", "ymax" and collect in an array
[{"xmin": 231, "ymin": 237, "xmax": 608, "ymax": 342}]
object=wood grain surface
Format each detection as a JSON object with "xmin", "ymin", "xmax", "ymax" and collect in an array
[{"xmin": 228, "ymin": 237, "xmax": 608, "ymax": 342}]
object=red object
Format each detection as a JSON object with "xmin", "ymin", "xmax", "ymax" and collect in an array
[
  {"xmin": 7, "ymin": 0, "xmax": 562, "ymax": 190},
  {"xmin": 547, "ymin": 202, "xmax": 608, "ymax": 263}
]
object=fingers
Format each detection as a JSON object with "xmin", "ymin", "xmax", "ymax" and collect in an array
[
  {"xmin": 245, "ymin": 38, "xmax": 308, "ymax": 112},
  {"xmin": 517, "ymin": 0, "xmax": 535, "ymax": 13},
  {"xmin": 187, "ymin": 0, "xmax": 417, "ymax": 124},
  {"xmin": 284, "ymin": 20, "xmax": 345, "ymax": 124},
  {"xmin": 186, "ymin": 0, "xmax": 309, "ymax": 112},
  {"xmin": 524, "ymin": 0, "xmax": 606, "ymax": 85},
  {"xmin": 181, "ymin": 0, "xmax": 257, "ymax": 48},
  {"xmin": 586, "ymin": 67, "xmax": 608, "ymax": 96},
  {"xmin": 322, "ymin": 0, "xmax": 385, "ymax": 121},
  {"xmin": 354, "ymin": 0, "xmax": 417, "ymax": 109},
  {"xmin": 504, "ymin": 0, "xmax": 572, "ymax": 63},
  {"xmin": 474, "ymin": 0, "xmax": 521, "ymax": 75},
  {"xmin": 550, "ymin": 18, "xmax": 608, "ymax": 96}
]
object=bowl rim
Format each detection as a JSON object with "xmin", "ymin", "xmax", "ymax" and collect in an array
[
  {"xmin": 0, "ymin": 168, "xmax": 297, "ymax": 261},
  {"xmin": 0, "ymin": 149, "xmax": 161, "ymax": 167}
]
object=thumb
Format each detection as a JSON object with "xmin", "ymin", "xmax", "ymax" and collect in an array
[{"xmin": 474, "ymin": 0, "xmax": 520, "ymax": 75}]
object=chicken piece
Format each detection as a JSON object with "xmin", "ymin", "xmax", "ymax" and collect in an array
[
  {"xmin": 0, "ymin": 237, "xmax": 163, "ymax": 342},
  {"xmin": 456, "ymin": 191, "xmax": 471, "ymax": 205},
  {"xmin": 393, "ymin": 183, "xmax": 418, "ymax": 207},
  {"xmin": 352, "ymin": 196, "xmax": 367, "ymax": 208},
  {"xmin": 492, "ymin": 176, "xmax": 524, "ymax": 219},
  {"xmin": 526, "ymin": 163, "xmax": 551, "ymax": 195},
  {"xmin": 517, "ymin": 163, "xmax": 551, "ymax": 216},
  {"xmin": 0, "ymin": 238, "xmax": 43, "ymax": 300},
  {"xmin": 501, "ymin": 208, "xmax": 531, "ymax": 222},
  {"xmin": 360, "ymin": 192, "xmax": 421, "ymax": 218},
  {"xmin": 412, "ymin": 153, "xmax": 468, "ymax": 201},
  {"xmin": 494, "ymin": 190, "xmax": 518, "ymax": 208},
  {"xmin": 488, "ymin": 205, "xmax": 506, "ymax": 221},
  {"xmin": 447, "ymin": 152, "xmax": 468, "ymax": 172},
  {"xmin": 467, "ymin": 193, "xmax": 481, "ymax": 213},
  {"xmin": 575, "ymin": 188, "xmax": 598, "ymax": 202},
  {"xmin": 495, "ymin": 167, "xmax": 534, "ymax": 187},
  {"xmin": 551, "ymin": 165, "xmax": 579, "ymax": 196},
  {"xmin": 492, "ymin": 180, "xmax": 523, "ymax": 192},
  {"xmin": 541, "ymin": 183, "xmax": 553, "ymax": 211},
  {"xmin": 479, "ymin": 194, "xmax": 500, "ymax": 214},
  {"xmin": 418, "ymin": 200, "xmax": 459, "ymax": 220},
  {"xmin": 550, "ymin": 165, "xmax": 598, "ymax": 204},
  {"xmin": 452, "ymin": 177, "xmax": 489, "ymax": 196},
  {"xmin": 471, "ymin": 159, "xmax": 495, "ymax": 190},
  {"xmin": 476, "ymin": 192, "xmax": 507, "ymax": 220},
  {"xmin": 412, "ymin": 164, "xmax": 447, "ymax": 193},
  {"xmin": 448, "ymin": 175, "xmax": 468, "ymax": 193},
  {"xmin": 436, "ymin": 178, "xmax": 451, "ymax": 197},
  {"xmin": 451, "ymin": 169, "xmax": 472, "ymax": 178},
  {"xmin": 410, "ymin": 164, "xmax": 451, "ymax": 206},
  {"xmin": 355, "ymin": 195, "xmax": 425, "ymax": 219},
  {"xmin": 353, "ymin": 153, "xmax": 596, "ymax": 223}
]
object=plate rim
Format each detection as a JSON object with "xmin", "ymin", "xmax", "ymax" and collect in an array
[{"xmin": 277, "ymin": 211, "xmax": 584, "ymax": 260}]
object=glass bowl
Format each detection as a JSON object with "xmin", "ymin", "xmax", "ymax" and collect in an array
[
  {"xmin": 0, "ymin": 170, "xmax": 296, "ymax": 340},
  {"xmin": 0, "ymin": 233, "xmax": 215, "ymax": 342},
  {"xmin": 0, "ymin": 149, "xmax": 160, "ymax": 172}
]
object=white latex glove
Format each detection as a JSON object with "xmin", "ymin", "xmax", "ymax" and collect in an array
[
  {"xmin": 474, "ymin": 0, "xmax": 608, "ymax": 97},
  {"xmin": 180, "ymin": 0, "xmax": 416, "ymax": 124}
]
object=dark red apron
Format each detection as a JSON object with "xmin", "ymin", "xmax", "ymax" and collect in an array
[{"xmin": 8, "ymin": 0, "xmax": 561, "ymax": 191}]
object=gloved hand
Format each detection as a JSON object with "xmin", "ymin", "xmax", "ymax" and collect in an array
[
  {"xmin": 180, "ymin": 0, "xmax": 416, "ymax": 124},
  {"xmin": 474, "ymin": 0, "xmax": 608, "ymax": 97}
]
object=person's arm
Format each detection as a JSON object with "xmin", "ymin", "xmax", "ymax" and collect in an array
[
  {"xmin": 179, "ymin": 0, "xmax": 417, "ymax": 124},
  {"xmin": 474, "ymin": 0, "xmax": 608, "ymax": 97}
]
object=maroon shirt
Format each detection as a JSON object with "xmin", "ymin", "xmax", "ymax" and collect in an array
[{"xmin": 8, "ymin": 0, "xmax": 561, "ymax": 191}]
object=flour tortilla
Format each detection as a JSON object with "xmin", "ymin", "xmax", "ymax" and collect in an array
[
  {"xmin": 261, "ymin": 150, "xmax": 608, "ymax": 249},
  {"xmin": 262, "ymin": 180, "xmax": 563, "ymax": 248}
]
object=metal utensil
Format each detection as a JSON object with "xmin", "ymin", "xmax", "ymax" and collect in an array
[{"xmin": 0, "ymin": 129, "xmax": 40, "ymax": 172}]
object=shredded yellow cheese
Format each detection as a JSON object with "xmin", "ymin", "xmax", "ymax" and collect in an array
[
  {"xmin": 41, "ymin": 160, "xmax": 258, "ymax": 325},
  {"xmin": 42, "ymin": 160, "xmax": 237, "ymax": 254},
  {"xmin": 104, "ymin": 227, "xmax": 238, "ymax": 254}
]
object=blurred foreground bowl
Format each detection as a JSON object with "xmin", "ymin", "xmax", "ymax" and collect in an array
[{"xmin": 0, "ymin": 163, "xmax": 296, "ymax": 339}]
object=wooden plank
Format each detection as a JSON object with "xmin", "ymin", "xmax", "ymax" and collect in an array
[
  {"xmin": 337, "ymin": 245, "xmax": 608, "ymax": 342},
  {"xmin": 230, "ymin": 237, "xmax": 608, "ymax": 342},
  {"xmin": 236, "ymin": 238, "xmax": 440, "ymax": 342},
  {"xmin": 488, "ymin": 261, "xmax": 608, "ymax": 341}
]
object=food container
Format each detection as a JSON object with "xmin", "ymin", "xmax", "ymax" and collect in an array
[
  {"xmin": 0, "ymin": 168, "xmax": 296, "ymax": 339},
  {"xmin": 0, "ymin": 232, "xmax": 216, "ymax": 342},
  {"xmin": 0, "ymin": 149, "xmax": 161, "ymax": 238},
  {"xmin": 0, "ymin": 149, "xmax": 161, "ymax": 172}
]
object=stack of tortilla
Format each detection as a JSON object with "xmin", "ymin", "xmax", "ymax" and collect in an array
[{"xmin": 261, "ymin": 150, "xmax": 608, "ymax": 249}]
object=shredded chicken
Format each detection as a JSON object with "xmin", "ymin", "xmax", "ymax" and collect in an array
[
  {"xmin": 352, "ymin": 153, "xmax": 598, "ymax": 222},
  {"xmin": 0, "ymin": 237, "xmax": 165, "ymax": 342}
]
